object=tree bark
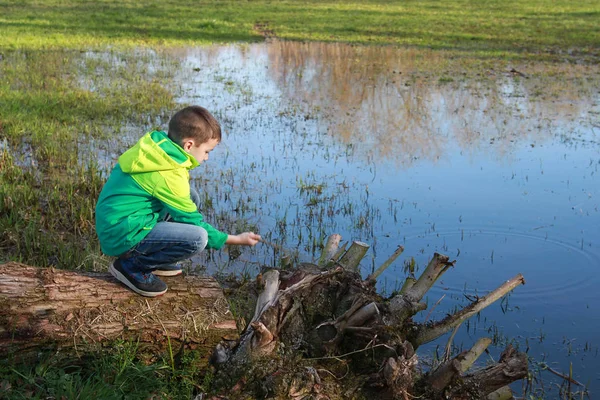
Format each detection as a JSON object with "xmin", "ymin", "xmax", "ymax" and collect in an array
[
  {"xmin": 452, "ymin": 345, "xmax": 528, "ymax": 398},
  {"xmin": 0, "ymin": 262, "xmax": 237, "ymax": 361}
]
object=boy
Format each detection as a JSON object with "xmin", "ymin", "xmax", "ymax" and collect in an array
[{"xmin": 95, "ymin": 106, "xmax": 261, "ymax": 297}]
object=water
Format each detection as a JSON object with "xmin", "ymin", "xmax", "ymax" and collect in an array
[{"xmin": 96, "ymin": 42, "xmax": 600, "ymax": 396}]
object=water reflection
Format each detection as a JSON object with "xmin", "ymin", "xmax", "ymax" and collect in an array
[{"xmin": 265, "ymin": 40, "xmax": 598, "ymax": 165}]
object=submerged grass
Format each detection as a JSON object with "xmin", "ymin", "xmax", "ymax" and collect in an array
[{"xmin": 1, "ymin": 0, "xmax": 599, "ymax": 62}]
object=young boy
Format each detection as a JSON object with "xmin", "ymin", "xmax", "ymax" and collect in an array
[{"xmin": 95, "ymin": 106, "xmax": 261, "ymax": 297}]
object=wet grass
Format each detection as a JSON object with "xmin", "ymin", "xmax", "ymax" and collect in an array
[
  {"xmin": 1, "ymin": 0, "xmax": 599, "ymax": 62},
  {"xmin": 0, "ymin": 49, "xmax": 177, "ymax": 268}
]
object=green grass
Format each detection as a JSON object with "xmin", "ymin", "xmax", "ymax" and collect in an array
[
  {"xmin": 0, "ymin": 0, "xmax": 599, "ymax": 60},
  {"xmin": 0, "ymin": 49, "xmax": 177, "ymax": 268},
  {"xmin": 0, "ymin": 340, "xmax": 210, "ymax": 399}
]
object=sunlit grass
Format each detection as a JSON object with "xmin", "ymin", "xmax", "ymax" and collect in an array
[
  {"xmin": 0, "ymin": 49, "xmax": 177, "ymax": 269},
  {"xmin": 1, "ymin": 0, "xmax": 599, "ymax": 61}
]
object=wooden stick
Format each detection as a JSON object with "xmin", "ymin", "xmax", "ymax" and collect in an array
[
  {"xmin": 539, "ymin": 362, "xmax": 585, "ymax": 386},
  {"xmin": 428, "ymin": 337, "xmax": 491, "ymax": 392},
  {"xmin": 461, "ymin": 345, "xmax": 527, "ymax": 396},
  {"xmin": 251, "ymin": 269, "xmax": 280, "ymax": 323},
  {"xmin": 487, "ymin": 386, "xmax": 513, "ymax": 400},
  {"xmin": 324, "ymin": 242, "xmax": 349, "ymax": 270},
  {"xmin": 458, "ymin": 337, "xmax": 492, "ymax": 373},
  {"xmin": 443, "ymin": 322, "xmax": 463, "ymax": 362},
  {"xmin": 346, "ymin": 302, "xmax": 380, "ymax": 327},
  {"xmin": 367, "ymin": 245, "xmax": 404, "ymax": 281},
  {"xmin": 411, "ymin": 274, "xmax": 525, "ymax": 347},
  {"xmin": 399, "ymin": 276, "xmax": 416, "ymax": 295},
  {"xmin": 404, "ymin": 253, "xmax": 453, "ymax": 302}
]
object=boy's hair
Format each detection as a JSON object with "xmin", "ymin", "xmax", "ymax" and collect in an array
[{"xmin": 168, "ymin": 106, "xmax": 222, "ymax": 146}]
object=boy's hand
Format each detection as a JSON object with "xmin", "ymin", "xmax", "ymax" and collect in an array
[{"xmin": 226, "ymin": 232, "xmax": 262, "ymax": 246}]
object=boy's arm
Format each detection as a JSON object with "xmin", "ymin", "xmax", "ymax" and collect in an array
[
  {"xmin": 149, "ymin": 176, "xmax": 227, "ymax": 249},
  {"xmin": 164, "ymin": 204, "xmax": 261, "ymax": 248},
  {"xmin": 161, "ymin": 202, "xmax": 228, "ymax": 250},
  {"xmin": 152, "ymin": 179, "xmax": 259, "ymax": 248}
]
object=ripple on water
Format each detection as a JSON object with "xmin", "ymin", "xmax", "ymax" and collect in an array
[{"xmin": 395, "ymin": 228, "xmax": 600, "ymax": 308}]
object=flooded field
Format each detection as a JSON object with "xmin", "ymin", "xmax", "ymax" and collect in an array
[{"xmin": 84, "ymin": 42, "xmax": 600, "ymax": 396}]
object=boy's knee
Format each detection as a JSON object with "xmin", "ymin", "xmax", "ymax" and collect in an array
[{"xmin": 191, "ymin": 227, "xmax": 208, "ymax": 254}]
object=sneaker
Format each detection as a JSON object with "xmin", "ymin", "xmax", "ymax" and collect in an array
[
  {"xmin": 110, "ymin": 259, "xmax": 168, "ymax": 297},
  {"xmin": 152, "ymin": 263, "xmax": 183, "ymax": 277}
]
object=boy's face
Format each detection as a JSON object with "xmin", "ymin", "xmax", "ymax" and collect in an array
[{"xmin": 182, "ymin": 138, "xmax": 220, "ymax": 164}]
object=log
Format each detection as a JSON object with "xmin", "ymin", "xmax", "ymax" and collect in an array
[
  {"xmin": 457, "ymin": 345, "xmax": 528, "ymax": 397},
  {"xmin": 2, "ymin": 233, "xmax": 529, "ymax": 399},
  {"xmin": 428, "ymin": 341, "xmax": 525, "ymax": 399},
  {"xmin": 0, "ymin": 262, "xmax": 237, "ymax": 361}
]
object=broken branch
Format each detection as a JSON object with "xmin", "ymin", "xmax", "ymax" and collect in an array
[{"xmin": 410, "ymin": 274, "xmax": 525, "ymax": 347}]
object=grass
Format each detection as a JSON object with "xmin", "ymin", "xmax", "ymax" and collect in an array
[
  {"xmin": 0, "ymin": 0, "xmax": 598, "ymax": 61},
  {"xmin": 0, "ymin": 340, "xmax": 211, "ymax": 399},
  {"xmin": 0, "ymin": 49, "xmax": 177, "ymax": 268}
]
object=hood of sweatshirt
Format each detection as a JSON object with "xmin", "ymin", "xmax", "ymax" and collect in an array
[{"xmin": 118, "ymin": 130, "xmax": 199, "ymax": 173}]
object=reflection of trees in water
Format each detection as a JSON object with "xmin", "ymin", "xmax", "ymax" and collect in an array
[{"xmin": 267, "ymin": 41, "xmax": 599, "ymax": 166}]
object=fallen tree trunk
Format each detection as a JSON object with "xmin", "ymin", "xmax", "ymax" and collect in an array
[
  {"xmin": 0, "ymin": 262, "xmax": 236, "ymax": 362},
  {"xmin": 208, "ymin": 235, "xmax": 528, "ymax": 400}
]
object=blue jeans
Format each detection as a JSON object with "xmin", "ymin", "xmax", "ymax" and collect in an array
[{"xmin": 119, "ymin": 189, "xmax": 208, "ymax": 272}]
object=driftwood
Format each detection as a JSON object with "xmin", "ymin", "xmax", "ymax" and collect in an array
[
  {"xmin": 208, "ymin": 235, "xmax": 528, "ymax": 400},
  {"xmin": 0, "ymin": 262, "xmax": 236, "ymax": 362}
]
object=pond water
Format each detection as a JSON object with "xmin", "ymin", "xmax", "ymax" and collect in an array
[{"xmin": 97, "ymin": 42, "xmax": 600, "ymax": 396}]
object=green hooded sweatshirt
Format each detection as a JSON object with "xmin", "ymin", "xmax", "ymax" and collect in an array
[{"xmin": 95, "ymin": 131, "xmax": 228, "ymax": 256}]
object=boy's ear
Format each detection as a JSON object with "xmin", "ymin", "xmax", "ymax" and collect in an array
[{"xmin": 181, "ymin": 138, "xmax": 195, "ymax": 151}]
